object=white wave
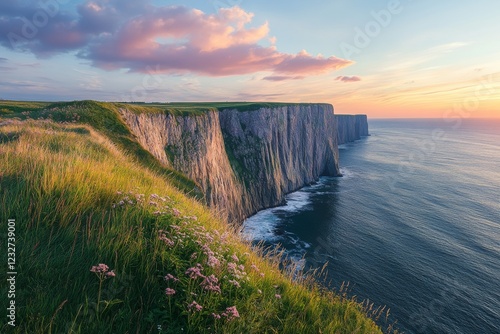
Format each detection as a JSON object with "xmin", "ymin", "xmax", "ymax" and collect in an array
[
  {"xmin": 340, "ymin": 167, "xmax": 356, "ymax": 179},
  {"xmin": 241, "ymin": 209, "xmax": 280, "ymax": 242},
  {"xmin": 242, "ymin": 188, "xmax": 314, "ymax": 241},
  {"xmin": 277, "ymin": 190, "xmax": 312, "ymax": 212},
  {"xmin": 308, "ymin": 181, "xmax": 327, "ymax": 190}
]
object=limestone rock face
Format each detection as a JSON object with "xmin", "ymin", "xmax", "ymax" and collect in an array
[
  {"xmin": 219, "ymin": 104, "xmax": 341, "ymax": 219},
  {"xmin": 119, "ymin": 105, "xmax": 367, "ymax": 223},
  {"xmin": 335, "ymin": 114, "xmax": 369, "ymax": 144},
  {"xmin": 119, "ymin": 109, "xmax": 246, "ymax": 221}
]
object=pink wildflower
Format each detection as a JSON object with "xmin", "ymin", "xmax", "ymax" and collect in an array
[
  {"xmin": 90, "ymin": 263, "xmax": 115, "ymax": 280},
  {"xmin": 158, "ymin": 231, "xmax": 175, "ymax": 247},
  {"xmin": 227, "ymin": 262, "xmax": 237, "ymax": 272},
  {"xmin": 200, "ymin": 244, "xmax": 215, "ymax": 257},
  {"xmin": 222, "ymin": 306, "xmax": 240, "ymax": 320},
  {"xmin": 204, "ymin": 233, "xmax": 214, "ymax": 243},
  {"xmin": 275, "ymin": 294, "xmax": 281, "ymax": 299},
  {"xmin": 188, "ymin": 301, "xmax": 203, "ymax": 312},
  {"xmin": 185, "ymin": 264, "xmax": 205, "ymax": 279},
  {"xmin": 90, "ymin": 263, "xmax": 109, "ymax": 273},
  {"xmin": 201, "ymin": 274, "xmax": 221, "ymax": 293},
  {"xmin": 165, "ymin": 288, "xmax": 176, "ymax": 296},
  {"xmin": 164, "ymin": 274, "xmax": 179, "ymax": 282},
  {"xmin": 228, "ymin": 279, "xmax": 241, "ymax": 288},
  {"xmin": 159, "ymin": 236, "xmax": 174, "ymax": 247},
  {"xmin": 207, "ymin": 255, "xmax": 220, "ymax": 268},
  {"xmin": 231, "ymin": 254, "xmax": 239, "ymax": 262},
  {"xmin": 172, "ymin": 208, "xmax": 181, "ymax": 217},
  {"xmin": 212, "ymin": 313, "xmax": 221, "ymax": 319}
]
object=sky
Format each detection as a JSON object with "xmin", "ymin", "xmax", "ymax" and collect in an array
[{"xmin": 1, "ymin": 0, "xmax": 499, "ymax": 118}]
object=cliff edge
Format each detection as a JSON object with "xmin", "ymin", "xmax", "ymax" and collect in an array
[
  {"xmin": 336, "ymin": 114, "xmax": 369, "ymax": 144},
  {"xmin": 119, "ymin": 104, "xmax": 368, "ymax": 223}
]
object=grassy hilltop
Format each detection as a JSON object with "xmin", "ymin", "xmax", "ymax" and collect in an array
[{"xmin": 0, "ymin": 101, "xmax": 390, "ymax": 333}]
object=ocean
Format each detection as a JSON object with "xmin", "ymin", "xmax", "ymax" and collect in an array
[{"xmin": 242, "ymin": 118, "xmax": 500, "ymax": 333}]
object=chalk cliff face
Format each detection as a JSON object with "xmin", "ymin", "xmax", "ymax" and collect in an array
[
  {"xmin": 118, "ymin": 109, "xmax": 246, "ymax": 221},
  {"xmin": 335, "ymin": 114, "xmax": 369, "ymax": 144},
  {"xmin": 119, "ymin": 104, "xmax": 347, "ymax": 223},
  {"xmin": 219, "ymin": 105, "xmax": 341, "ymax": 218}
]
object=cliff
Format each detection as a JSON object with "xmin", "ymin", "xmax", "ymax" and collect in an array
[
  {"xmin": 118, "ymin": 108, "xmax": 247, "ymax": 221},
  {"xmin": 119, "ymin": 104, "xmax": 347, "ymax": 223},
  {"xmin": 335, "ymin": 114, "xmax": 369, "ymax": 144},
  {"xmin": 219, "ymin": 105, "xmax": 341, "ymax": 219}
]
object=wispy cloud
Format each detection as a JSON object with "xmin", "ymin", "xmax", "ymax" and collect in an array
[
  {"xmin": 384, "ymin": 42, "xmax": 469, "ymax": 72},
  {"xmin": 427, "ymin": 42, "xmax": 469, "ymax": 54},
  {"xmin": 262, "ymin": 75, "xmax": 305, "ymax": 81},
  {"xmin": 235, "ymin": 92, "xmax": 285, "ymax": 100},
  {"xmin": 73, "ymin": 68, "xmax": 103, "ymax": 90},
  {"xmin": 335, "ymin": 75, "xmax": 361, "ymax": 82},
  {"xmin": 0, "ymin": 80, "xmax": 50, "ymax": 90}
]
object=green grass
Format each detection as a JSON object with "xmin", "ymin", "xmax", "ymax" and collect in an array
[
  {"xmin": 0, "ymin": 100, "xmax": 201, "ymax": 198},
  {"xmin": 0, "ymin": 100, "xmax": 50, "ymax": 114},
  {"xmin": 0, "ymin": 117, "xmax": 394, "ymax": 333},
  {"xmin": 120, "ymin": 101, "xmax": 330, "ymax": 115}
]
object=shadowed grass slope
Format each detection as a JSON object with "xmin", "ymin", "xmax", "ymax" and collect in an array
[{"xmin": 0, "ymin": 119, "xmax": 386, "ymax": 334}]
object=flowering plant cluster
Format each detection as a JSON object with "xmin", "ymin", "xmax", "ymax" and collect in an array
[
  {"xmin": 153, "ymin": 205, "xmax": 254, "ymax": 323},
  {"xmin": 112, "ymin": 191, "xmax": 173, "ymax": 213},
  {"xmin": 110, "ymin": 190, "xmax": 283, "ymax": 327},
  {"xmin": 90, "ymin": 263, "xmax": 116, "ymax": 279},
  {"xmin": 89, "ymin": 263, "xmax": 116, "ymax": 316}
]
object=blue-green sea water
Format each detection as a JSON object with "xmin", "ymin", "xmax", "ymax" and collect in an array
[{"xmin": 242, "ymin": 119, "xmax": 500, "ymax": 333}]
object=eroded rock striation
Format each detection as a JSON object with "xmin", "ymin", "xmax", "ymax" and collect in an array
[
  {"xmin": 119, "ymin": 105, "xmax": 367, "ymax": 223},
  {"xmin": 335, "ymin": 114, "xmax": 369, "ymax": 144}
]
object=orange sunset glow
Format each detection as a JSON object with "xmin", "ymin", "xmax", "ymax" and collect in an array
[{"xmin": 1, "ymin": 1, "xmax": 499, "ymax": 119}]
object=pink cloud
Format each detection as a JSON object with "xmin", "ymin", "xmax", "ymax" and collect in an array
[
  {"xmin": 275, "ymin": 50, "xmax": 351, "ymax": 75},
  {"xmin": 83, "ymin": 6, "xmax": 353, "ymax": 77},
  {"xmin": 335, "ymin": 75, "xmax": 361, "ymax": 82},
  {"xmin": 0, "ymin": 1, "xmax": 353, "ymax": 77}
]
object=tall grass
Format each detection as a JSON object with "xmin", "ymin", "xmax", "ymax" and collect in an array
[
  {"xmin": 0, "ymin": 100, "xmax": 202, "ymax": 198},
  {"xmin": 0, "ymin": 118, "xmax": 390, "ymax": 333}
]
